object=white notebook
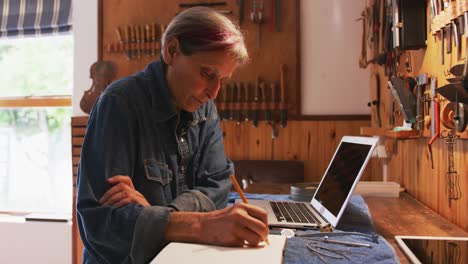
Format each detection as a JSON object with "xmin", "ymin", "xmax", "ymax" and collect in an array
[{"xmin": 152, "ymin": 235, "xmax": 287, "ymax": 264}]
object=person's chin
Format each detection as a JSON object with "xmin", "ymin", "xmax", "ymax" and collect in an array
[
  {"xmin": 184, "ymin": 97, "xmax": 205, "ymax": 112},
  {"xmin": 184, "ymin": 103, "xmax": 202, "ymax": 112}
]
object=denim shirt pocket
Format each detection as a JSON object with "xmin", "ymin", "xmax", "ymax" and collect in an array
[{"xmin": 143, "ymin": 159, "xmax": 172, "ymax": 185}]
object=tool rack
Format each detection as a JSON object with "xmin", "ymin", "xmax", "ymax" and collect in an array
[{"xmin": 98, "ymin": 0, "xmax": 301, "ymax": 126}]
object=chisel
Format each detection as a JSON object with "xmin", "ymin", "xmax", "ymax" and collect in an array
[
  {"xmin": 236, "ymin": 82, "xmax": 243, "ymax": 125},
  {"xmin": 260, "ymin": 82, "xmax": 270, "ymax": 123},
  {"xmin": 253, "ymin": 77, "xmax": 260, "ymax": 127},
  {"xmin": 228, "ymin": 83, "xmax": 234, "ymax": 120},
  {"xmin": 280, "ymin": 64, "xmax": 288, "ymax": 128},
  {"xmin": 221, "ymin": 84, "xmax": 229, "ymax": 120},
  {"xmin": 243, "ymin": 83, "xmax": 250, "ymax": 121}
]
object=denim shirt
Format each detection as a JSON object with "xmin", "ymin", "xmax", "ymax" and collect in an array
[{"xmin": 76, "ymin": 59, "xmax": 233, "ymax": 264}]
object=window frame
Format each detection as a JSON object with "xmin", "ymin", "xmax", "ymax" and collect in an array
[{"xmin": 0, "ymin": 96, "xmax": 72, "ymax": 108}]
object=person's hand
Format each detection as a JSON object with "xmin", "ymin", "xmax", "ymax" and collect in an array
[
  {"xmin": 199, "ymin": 203, "xmax": 269, "ymax": 247},
  {"xmin": 99, "ymin": 175, "xmax": 150, "ymax": 208}
]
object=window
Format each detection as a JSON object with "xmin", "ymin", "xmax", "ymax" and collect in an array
[{"xmin": 0, "ymin": 35, "xmax": 73, "ymax": 214}]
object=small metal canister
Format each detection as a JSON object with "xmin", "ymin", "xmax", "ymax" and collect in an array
[{"xmin": 290, "ymin": 182, "xmax": 319, "ymax": 202}]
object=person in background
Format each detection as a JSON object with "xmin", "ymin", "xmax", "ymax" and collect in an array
[{"xmin": 77, "ymin": 7, "xmax": 269, "ymax": 264}]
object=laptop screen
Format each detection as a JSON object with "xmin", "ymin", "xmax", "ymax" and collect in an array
[{"xmin": 313, "ymin": 141, "xmax": 372, "ymax": 216}]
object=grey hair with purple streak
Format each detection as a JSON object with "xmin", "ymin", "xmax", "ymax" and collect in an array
[{"xmin": 161, "ymin": 7, "xmax": 249, "ymax": 64}]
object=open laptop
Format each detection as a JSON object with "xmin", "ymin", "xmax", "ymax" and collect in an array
[{"xmin": 248, "ymin": 136, "xmax": 378, "ymax": 229}]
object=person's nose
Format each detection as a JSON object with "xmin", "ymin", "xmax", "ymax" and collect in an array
[{"xmin": 205, "ymin": 80, "xmax": 221, "ymax": 100}]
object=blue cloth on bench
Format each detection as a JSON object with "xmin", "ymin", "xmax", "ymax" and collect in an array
[{"xmin": 228, "ymin": 193, "xmax": 399, "ymax": 264}]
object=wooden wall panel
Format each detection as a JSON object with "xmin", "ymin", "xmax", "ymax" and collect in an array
[
  {"xmin": 71, "ymin": 116, "xmax": 87, "ymax": 264},
  {"xmin": 382, "ymin": 138, "xmax": 467, "ymax": 232},
  {"xmin": 100, "ymin": 0, "xmax": 301, "ymax": 116},
  {"xmin": 220, "ymin": 120, "xmax": 375, "ymax": 182},
  {"xmin": 367, "ymin": 2, "xmax": 468, "ymax": 232}
]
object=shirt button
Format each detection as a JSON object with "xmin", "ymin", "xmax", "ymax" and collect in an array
[{"xmin": 180, "ymin": 138, "xmax": 184, "ymax": 142}]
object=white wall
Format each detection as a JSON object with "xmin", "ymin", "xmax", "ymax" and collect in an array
[
  {"xmin": 71, "ymin": 1, "xmax": 370, "ymax": 116},
  {"xmin": 0, "ymin": 219, "xmax": 72, "ymax": 264},
  {"xmin": 300, "ymin": 0, "xmax": 370, "ymax": 115},
  {"xmin": 0, "ymin": 2, "xmax": 97, "ymax": 264},
  {"xmin": 73, "ymin": 0, "xmax": 98, "ymax": 116}
]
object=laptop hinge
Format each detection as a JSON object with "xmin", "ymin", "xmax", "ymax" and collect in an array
[{"xmin": 319, "ymin": 223, "xmax": 334, "ymax": 232}]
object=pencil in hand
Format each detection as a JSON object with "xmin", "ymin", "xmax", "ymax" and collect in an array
[
  {"xmin": 230, "ymin": 174, "xmax": 248, "ymax": 203},
  {"xmin": 229, "ymin": 174, "xmax": 270, "ymax": 245}
]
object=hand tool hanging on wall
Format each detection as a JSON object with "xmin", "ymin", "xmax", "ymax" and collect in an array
[
  {"xmin": 391, "ymin": 0, "xmax": 399, "ymax": 49},
  {"xmin": 243, "ymin": 83, "xmax": 250, "ymax": 121},
  {"xmin": 446, "ymin": 23, "xmax": 452, "ymax": 54},
  {"xmin": 145, "ymin": 24, "xmax": 151, "ymax": 56},
  {"xmin": 115, "ymin": 27, "xmax": 130, "ymax": 60},
  {"xmin": 268, "ymin": 82, "xmax": 280, "ymax": 138},
  {"xmin": 253, "ymin": 76, "xmax": 260, "ymax": 127},
  {"xmin": 235, "ymin": 82, "xmax": 243, "ymax": 125},
  {"xmin": 452, "ymin": 20, "xmax": 460, "ymax": 58},
  {"xmin": 130, "ymin": 25, "xmax": 137, "ymax": 59},
  {"xmin": 368, "ymin": 73, "xmax": 381, "ymax": 128},
  {"xmin": 260, "ymin": 82, "xmax": 270, "ymax": 122},
  {"xmin": 149, "ymin": 23, "xmax": 156, "ymax": 56},
  {"xmin": 389, "ymin": 95, "xmax": 395, "ymax": 126},
  {"xmin": 405, "ymin": 52, "xmax": 412, "ymax": 73},
  {"xmin": 139, "ymin": 25, "xmax": 145, "ymax": 58},
  {"xmin": 228, "ymin": 83, "xmax": 234, "ymax": 120},
  {"xmin": 358, "ymin": 9, "xmax": 368, "ymax": 68},
  {"xmin": 258, "ymin": 0, "xmax": 264, "ymax": 48},
  {"xmin": 251, "ymin": 0, "xmax": 264, "ymax": 48},
  {"xmin": 427, "ymin": 77, "xmax": 439, "ymax": 169},
  {"xmin": 441, "ymin": 26, "xmax": 445, "ymax": 65},
  {"xmin": 280, "ymin": 64, "xmax": 287, "ymax": 128},
  {"xmin": 134, "ymin": 25, "xmax": 141, "ymax": 59},
  {"xmin": 158, "ymin": 24, "xmax": 166, "ymax": 55},
  {"xmin": 372, "ymin": 0, "xmax": 380, "ymax": 56},
  {"xmin": 441, "ymin": 102, "xmax": 467, "ymax": 131},
  {"xmin": 388, "ymin": 77, "xmax": 417, "ymax": 124},
  {"xmin": 453, "ymin": 91, "xmax": 467, "ymax": 132},
  {"xmin": 441, "ymin": 130, "xmax": 462, "ymax": 207},
  {"xmin": 221, "ymin": 84, "xmax": 229, "ymax": 120},
  {"xmin": 125, "ymin": 26, "xmax": 133, "ymax": 59},
  {"xmin": 270, "ymin": 82, "xmax": 277, "ymax": 121},
  {"xmin": 415, "ymin": 73, "xmax": 428, "ymax": 131},
  {"xmin": 215, "ymin": 86, "xmax": 223, "ymax": 119}
]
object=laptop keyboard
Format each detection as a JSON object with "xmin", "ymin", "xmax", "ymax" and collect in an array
[{"xmin": 270, "ymin": 201, "xmax": 321, "ymax": 224}]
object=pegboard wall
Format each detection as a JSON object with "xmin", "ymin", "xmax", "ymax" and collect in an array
[{"xmin": 99, "ymin": 0, "xmax": 300, "ymax": 120}]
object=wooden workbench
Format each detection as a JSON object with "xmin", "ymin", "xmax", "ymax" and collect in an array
[
  {"xmin": 243, "ymin": 184, "xmax": 468, "ymax": 264},
  {"xmin": 365, "ymin": 193, "xmax": 468, "ymax": 264}
]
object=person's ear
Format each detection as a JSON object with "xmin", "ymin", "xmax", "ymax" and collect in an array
[{"xmin": 162, "ymin": 38, "xmax": 180, "ymax": 65}]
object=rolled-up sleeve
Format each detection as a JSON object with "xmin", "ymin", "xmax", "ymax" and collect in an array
[{"xmin": 77, "ymin": 91, "xmax": 172, "ymax": 263}]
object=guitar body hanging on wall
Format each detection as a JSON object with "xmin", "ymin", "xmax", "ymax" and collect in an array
[{"xmin": 80, "ymin": 61, "xmax": 118, "ymax": 114}]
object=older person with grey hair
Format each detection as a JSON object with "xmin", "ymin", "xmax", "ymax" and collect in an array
[{"xmin": 77, "ymin": 7, "xmax": 268, "ymax": 264}]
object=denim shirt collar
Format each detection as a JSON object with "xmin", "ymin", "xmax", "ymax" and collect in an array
[{"xmin": 143, "ymin": 59, "xmax": 210, "ymax": 126}]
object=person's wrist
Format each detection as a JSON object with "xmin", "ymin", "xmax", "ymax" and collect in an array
[{"xmin": 166, "ymin": 212, "xmax": 204, "ymax": 243}]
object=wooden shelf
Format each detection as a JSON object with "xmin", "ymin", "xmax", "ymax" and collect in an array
[
  {"xmin": 360, "ymin": 127, "xmax": 386, "ymax": 136},
  {"xmin": 360, "ymin": 126, "xmax": 422, "ymax": 139},
  {"xmin": 366, "ymin": 193, "xmax": 468, "ymax": 264},
  {"xmin": 384, "ymin": 130, "xmax": 421, "ymax": 139}
]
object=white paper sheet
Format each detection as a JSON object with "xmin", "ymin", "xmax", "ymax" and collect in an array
[{"xmin": 152, "ymin": 235, "xmax": 287, "ymax": 264}]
